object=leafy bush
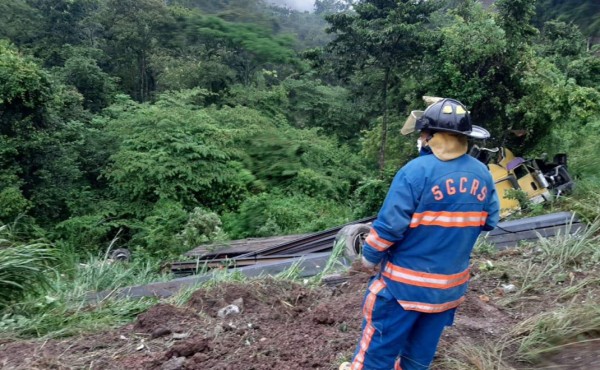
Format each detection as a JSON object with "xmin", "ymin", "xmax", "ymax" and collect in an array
[
  {"xmin": 563, "ymin": 179, "xmax": 600, "ymax": 222},
  {"xmin": 52, "ymin": 208, "xmax": 124, "ymax": 254},
  {"xmin": 567, "ymin": 118, "xmax": 600, "ymax": 180},
  {"xmin": 0, "ymin": 225, "xmax": 56, "ymax": 309},
  {"xmin": 130, "ymin": 200, "xmax": 189, "ymax": 258},
  {"xmin": 223, "ymin": 191, "xmax": 352, "ymax": 239},
  {"xmin": 103, "ymin": 97, "xmax": 251, "ymax": 212},
  {"xmin": 177, "ymin": 207, "xmax": 227, "ymax": 250},
  {"xmin": 282, "ymin": 78, "xmax": 363, "ymax": 140},
  {"xmin": 0, "ymin": 186, "xmax": 30, "ymax": 222},
  {"xmin": 350, "ymin": 173, "xmax": 396, "ymax": 219}
]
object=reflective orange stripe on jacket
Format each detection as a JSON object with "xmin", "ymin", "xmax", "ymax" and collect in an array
[
  {"xmin": 394, "ymin": 358, "xmax": 402, "ymax": 370},
  {"xmin": 398, "ymin": 297, "xmax": 465, "ymax": 313},
  {"xmin": 409, "ymin": 211, "xmax": 488, "ymax": 228},
  {"xmin": 365, "ymin": 228, "xmax": 394, "ymax": 251},
  {"xmin": 382, "ymin": 262, "xmax": 470, "ymax": 289}
]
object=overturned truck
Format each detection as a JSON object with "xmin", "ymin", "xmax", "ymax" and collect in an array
[{"xmin": 471, "ymin": 145, "xmax": 574, "ymax": 217}]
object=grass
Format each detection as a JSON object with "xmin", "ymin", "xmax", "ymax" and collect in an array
[
  {"xmin": 166, "ymin": 280, "xmax": 207, "ymax": 307},
  {"xmin": 472, "ymin": 238, "xmax": 498, "ymax": 257},
  {"xmin": 560, "ymin": 179, "xmax": 600, "ymax": 222},
  {"xmin": 0, "ymin": 238, "xmax": 168, "ymax": 339},
  {"xmin": 0, "ymin": 225, "xmax": 56, "ymax": 309},
  {"xmin": 557, "ymin": 276, "xmax": 600, "ymax": 300},
  {"xmin": 536, "ymin": 218, "xmax": 600, "ymax": 266},
  {"xmin": 435, "ymin": 338, "xmax": 512, "ymax": 370},
  {"xmin": 509, "ymin": 303, "xmax": 600, "ymax": 363},
  {"xmin": 441, "ymin": 207, "xmax": 600, "ymax": 369},
  {"xmin": 321, "ymin": 237, "xmax": 349, "ymax": 275},
  {"xmin": 489, "ymin": 219, "xmax": 599, "ymax": 308},
  {"xmin": 275, "ymin": 258, "xmax": 305, "ymax": 281},
  {"xmin": 513, "ymin": 260, "xmax": 559, "ymax": 295},
  {"xmin": 309, "ymin": 236, "xmax": 353, "ymax": 285}
]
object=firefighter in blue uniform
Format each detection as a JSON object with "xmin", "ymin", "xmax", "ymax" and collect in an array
[{"xmin": 346, "ymin": 98, "xmax": 500, "ymax": 370}]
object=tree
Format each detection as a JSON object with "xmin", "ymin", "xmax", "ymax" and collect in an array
[
  {"xmin": 535, "ymin": 0, "xmax": 600, "ymax": 46},
  {"xmin": 151, "ymin": 51, "xmax": 236, "ymax": 95},
  {"xmin": 182, "ymin": 12, "xmax": 297, "ymax": 85},
  {"xmin": 567, "ymin": 53, "xmax": 600, "ymax": 89},
  {"xmin": 0, "ymin": 41, "xmax": 87, "ymax": 225},
  {"xmin": 283, "ymin": 77, "xmax": 363, "ymax": 140},
  {"xmin": 421, "ymin": 3, "xmax": 513, "ymax": 141},
  {"xmin": 100, "ymin": 0, "xmax": 175, "ymax": 101},
  {"xmin": 60, "ymin": 54, "xmax": 118, "ymax": 112},
  {"xmin": 420, "ymin": 0, "xmax": 577, "ymax": 149},
  {"xmin": 102, "ymin": 90, "xmax": 257, "ymax": 216},
  {"xmin": 0, "ymin": 0, "xmax": 41, "ymax": 47},
  {"xmin": 537, "ymin": 21, "xmax": 587, "ymax": 71},
  {"xmin": 268, "ymin": 5, "xmax": 334, "ymax": 50},
  {"xmin": 323, "ymin": 0, "xmax": 442, "ymax": 172},
  {"xmin": 315, "ymin": 0, "xmax": 352, "ymax": 15},
  {"xmin": 24, "ymin": 0, "xmax": 101, "ymax": 66},
  {"xmin": 496, "ymin": 0, "xmax": 538, "ymax": 47},
  {"xmin": 0, "ymin": 41, "xmax": 52, "ymax": 133}
]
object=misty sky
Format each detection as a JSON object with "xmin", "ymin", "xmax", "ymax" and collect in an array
[{"xmin": 269, "ymin": 0, "xmax": 315, "ymax": 12}]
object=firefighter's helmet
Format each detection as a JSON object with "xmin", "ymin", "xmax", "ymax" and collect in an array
[{"xmin": 402, "ymin": 97, "xmax": 490, "ymax": 139}]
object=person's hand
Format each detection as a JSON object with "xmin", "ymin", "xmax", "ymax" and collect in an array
[
  {"xmin": 361, "ymin": 256, "xmax": 375, "ymax": 269},
  {"xmin": 361, "ymin": 256, "xmax": 380, "ymax": 274}
]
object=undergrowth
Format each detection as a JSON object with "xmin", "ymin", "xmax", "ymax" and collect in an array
[
  {"xmin": 509, "ymin": 303, "xmax": 600, "ymax": 363},
  {"xmin": 438, "ymin": 211, "xmax": 600, "ymax": 369},
  {"xmin": 0, "ymin": 234, "xmax": 167, "ymax": 339},
  {"xmin": 0, "ymin": 225, "xmax": 56, "ymax": 310}
]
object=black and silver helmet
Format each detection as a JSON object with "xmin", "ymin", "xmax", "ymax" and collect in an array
[{"xmin": 402, "ymin": 98, "xmax": 490, "ymax": 139}]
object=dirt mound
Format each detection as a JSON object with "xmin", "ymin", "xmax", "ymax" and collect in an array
[
  {"xmin": 171, "ymin": 278, "xmax": 366, "ymax": 370},
  {"xmin": 135, "ymin": 304, "xmax": 201, "ymax": 336},
  {"xmin": 187, "ymin": 279, "xmax": 327, "ymax": 318}
]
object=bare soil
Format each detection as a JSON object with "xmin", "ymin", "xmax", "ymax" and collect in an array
[{"xmin": 0, "ymin": 259, "xmax": 598, "ymax": 370}]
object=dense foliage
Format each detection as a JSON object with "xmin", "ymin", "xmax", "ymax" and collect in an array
[
  {"xmin": 0, "ymin": 0, "xmax": 598, "ymax": 264},
  {"xmin": 535, "ymin": 0, "xmax": 600, "ymax": 42}
]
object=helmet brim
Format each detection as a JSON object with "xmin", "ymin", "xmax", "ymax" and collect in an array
[
  {"xmin": 401, "ymin": 110, "xmax": 423, "ymax": 136},
  {"xmin": 468, "ymin": 125, "xmax": 491, "ymax": 139},
  {"xmin": 418, "ymin": 125, "xmax": 491, "ymax": 139}
]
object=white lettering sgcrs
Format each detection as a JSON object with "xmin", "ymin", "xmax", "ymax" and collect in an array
[{"xmin": 431, "ymin": 177, "xmax": 487, "ymax": 202}]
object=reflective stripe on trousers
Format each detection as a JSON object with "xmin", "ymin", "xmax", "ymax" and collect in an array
[{"xmin": 351, "ymin": 279, "xmax": 456, "ymax": 370}]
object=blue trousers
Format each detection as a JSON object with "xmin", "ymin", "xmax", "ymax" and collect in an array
[{"xmin": 351, "ymin": 278, "xmax": 456, "ymax": 370}]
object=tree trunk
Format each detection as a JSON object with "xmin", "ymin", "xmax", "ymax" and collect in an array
[
  {"xmin": 140, "ymin": 53, "xmax": 146, "ymax": 102},
  {"xmin": 378, "ymin": 67, "xmax": 390, "ymax": 175}
]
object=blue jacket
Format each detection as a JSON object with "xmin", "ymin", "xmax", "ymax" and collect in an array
[{"xmin": 363, "ymin": 153, "xmax": 500, "ymax": 313}]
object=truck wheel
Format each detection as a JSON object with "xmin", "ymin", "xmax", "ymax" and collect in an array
[
  {"xmin": 109, "ymin": 248, "xmax": 131, "ymax": 262},
  {"xmin": 335, "ymin": 223, "xmax": 371, "ymax": 260}
]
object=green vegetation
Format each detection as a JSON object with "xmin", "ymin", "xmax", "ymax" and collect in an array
[
  {"xmin": 0, "ymin": 229, "xmax": 164, "ymax": 338},
  {"xmin": 0, "ymin": 1, "xmax": 599, "ymax": 357},
  {"xmin": 0, "ymin": 224, "xmax": 55, "ymax": 309},
  {"xmin": 535, "ymin": 0, "xmax": 600, "ymax": 42},
  {"xmin": 439, "ymin": 217, "xmax": 600, "ymax": 369}
]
